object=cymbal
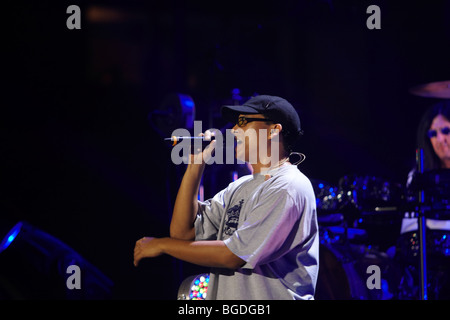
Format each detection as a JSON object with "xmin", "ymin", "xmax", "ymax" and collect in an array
[{"xmin": 409, "ymin": 80, "xmax": 450, "ymax": 99}]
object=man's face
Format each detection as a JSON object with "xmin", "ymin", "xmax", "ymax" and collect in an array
[
  {"xmin": 429, "ymin": 114, "xmax": 450, "ymax": 167},
  {"xmin": 231, "ymin": 114, "xmax": 273, "ymax": 164}
]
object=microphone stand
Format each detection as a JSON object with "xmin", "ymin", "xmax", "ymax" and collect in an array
[{"xmin": 416, "ymin": 149, "xmax": 428, "ymax": 300}]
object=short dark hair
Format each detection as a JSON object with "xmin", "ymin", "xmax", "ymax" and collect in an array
[{"xmin": 417, "ymin": 100, "xmax": 450, "ymax": 171}]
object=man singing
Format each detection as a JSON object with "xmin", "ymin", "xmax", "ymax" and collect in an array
[{"xmin": 134, "ymin": 95, "xmax": 319, "ymax": 299}]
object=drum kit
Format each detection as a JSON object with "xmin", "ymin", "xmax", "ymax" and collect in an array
[{"xmin": 315, "ymin": 80, "xmax": 450, "ymax": 300}]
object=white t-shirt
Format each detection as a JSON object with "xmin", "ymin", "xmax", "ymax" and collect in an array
[{"xmin": 195, "ymin": 164, "xmax": 319, "ymax": 300}]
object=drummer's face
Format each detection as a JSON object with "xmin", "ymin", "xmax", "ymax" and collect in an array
[{"xmin": 429, "ymin": 114, "xmax": 450, "ymax": 168}]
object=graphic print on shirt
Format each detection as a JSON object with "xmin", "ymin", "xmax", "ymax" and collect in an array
[{"xmin": 223, "ymin": 199, "xmax": 244, "ymax": 237}]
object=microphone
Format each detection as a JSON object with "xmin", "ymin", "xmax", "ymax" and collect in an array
[{"xmin": 164, "ymin": 136, "xmax": 216, "ymax": 146}]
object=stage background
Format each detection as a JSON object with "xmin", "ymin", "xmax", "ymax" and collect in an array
[{"xmin": 2, "ymin": 0, "xmax": 450, "ymax": 299}]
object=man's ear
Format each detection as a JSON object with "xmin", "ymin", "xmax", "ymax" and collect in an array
[{"xmin": 269, "ymin": 124, "xmax": 282, "ymax": 140}]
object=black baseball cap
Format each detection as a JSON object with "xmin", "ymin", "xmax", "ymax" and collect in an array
[{"xmin": 221, "ymin": 95, "xmax": 303, "ymax": 141}]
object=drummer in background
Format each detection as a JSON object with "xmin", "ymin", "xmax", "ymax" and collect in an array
[{"xmin": 401, "ymin": 100, "xmax": 450, "ymax": 235}]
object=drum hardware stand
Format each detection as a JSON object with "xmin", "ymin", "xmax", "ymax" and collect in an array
[{"xmin": 416, "ymin": 148, "xmax": 428, "ymax": 300}]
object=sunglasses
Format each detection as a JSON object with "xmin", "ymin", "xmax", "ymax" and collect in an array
[
  {"xmin": 427, "ymin": 127, "xmax": 450, "ymax": 138},
  {"xmin": 237, "ymin": 116, "xmax": 273, "ymax": 127}
]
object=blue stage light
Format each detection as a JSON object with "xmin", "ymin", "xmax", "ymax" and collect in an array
[
  {"xmin": 0, "ymin": 222, "xmax": 23, "ymax": 253},
  {"xmin": 0, "ymin": 221, "xmax": 113, "ymax": 299}
]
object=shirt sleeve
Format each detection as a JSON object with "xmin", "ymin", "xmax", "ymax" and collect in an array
[
  {"xmin": 194, "ymin": 176, "xmax": 251, "ymax": 241},
  {"xmin": 194, "ymin": 188, "xmax": 226, "ymax": 241},
  {"xmin": 223, "ymin": 185, "xmax": 314, "ymax": 269}
]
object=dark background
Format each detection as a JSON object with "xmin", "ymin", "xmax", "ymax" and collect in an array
[{"xmin": 2, "ymin": 0, "xmax": 450, "ymax": 299}]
